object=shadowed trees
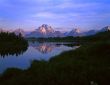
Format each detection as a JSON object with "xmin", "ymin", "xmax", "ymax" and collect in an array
[{"xmin": 0, "ymin": 32, "xmax": 28, "ymax": 57}]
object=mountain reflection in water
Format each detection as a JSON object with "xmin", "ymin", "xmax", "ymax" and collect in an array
[
  {"xmin": 0, "ymin": 42, "xmax": 80, "ymax": 73},
  {"xmin": 33, "ymin": 43, "xmax": 55, "ymax": 54},
  {"xmin": 29, "ymin": 42, "xmax": 80, "ymax": 54}
]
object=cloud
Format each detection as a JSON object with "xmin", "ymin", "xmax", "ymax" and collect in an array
[
  {"xmin": 32, "ymin": 12, "xmax": 66, "ymax": 20},
  {"xmin": 33, "ymin": 12, "xmax": 55, "ymax": 18},
  {"xmin": 56, "ymin": 2, "xmax": 100, "ymax": 9}
]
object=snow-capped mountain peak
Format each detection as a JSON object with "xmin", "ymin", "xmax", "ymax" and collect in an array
[
  {"xmin": 100, "ymin": 26, "xmax": 110, "ymax": 32},
  {"xmin": 37, "ymin": 24, "xmax": 54, "ymax": 34},
  {"xmin": 71, "ymin": 28, "xmax": 80, "ymax": 33},
  {"xmin": 38, "ymin": 27, "xmax": 47, "ymax": 34},
  {"xmin": 26, "ymin": 24, "xmax": 63, "ymax": 38},
  {"xmin": 75, "ymin": 28, "xmax": 80, "ymax": 33},
  {"xmin": 68, "ymin": 28, "xmax": 81, "ymax": 36}
]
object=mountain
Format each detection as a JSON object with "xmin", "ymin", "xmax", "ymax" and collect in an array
[
  {"xmin": 1, "ymin": 25, "xmax": 109, "ymax": 38},
  {"xmin": 84, "ymin": 30, "xmax": 98, "ymax": 36},
  {"xmin": 54, "ymin": 31, "xmax": 64, "ymax": 37},
  {"xmin": 0, "ymin": 28, "xmax": 26, "ymax": 37},
  {"xmin": 26, "ymin": 24, "xmax": 64, "ymax": 38},
  {"xmin": 36, "ymin": 24, "xmax": 54, "ymax": 34},
  {"xmin": 14, "ymin": 29, "xmax": 25, "ymax": 37},
  {"xmin": 82, "ymin": 26, "xmax": 110, "ymax": 36},
  {"xmin": 67, "ymin": 28, "xmax": 82, "ymax": 37},
  {"xmin": 0, "ymin": 28, "xmax": 4, "ymax": 32},
  {"xmin": 63, "ymin": 32, "xmax": 69, "ymax": 36},
  {"xmin": 0, "ymin": 28, "xmax": 10, "ymax": 33},
  {"xmin": 100, "ymin": 26, "xmax": 110, "ymax": 32}
]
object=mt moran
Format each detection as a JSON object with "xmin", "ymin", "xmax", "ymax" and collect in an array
[{"xmin": 26, "ymin": 24, "xmax": 64, "ymax": 38}]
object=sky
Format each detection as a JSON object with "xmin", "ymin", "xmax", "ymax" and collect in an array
[{"xmin": 0, "ymin": 0, "xmax": 110, "ymax": 31}]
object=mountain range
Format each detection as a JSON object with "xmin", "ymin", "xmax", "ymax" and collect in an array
[
  {"xmin": 26, "ymin": 24, "xmax": 110, "ymax": 38},
  {"xmin": 0, "ymin": 24, "xmax": 110, "ymax": 38}
]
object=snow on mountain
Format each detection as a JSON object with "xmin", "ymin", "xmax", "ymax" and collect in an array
[
  {"xmin": 36, "ymin": 24, "xmax": 54, "ymax": 34},
  {"xmin": 67, "ymin": 28, "xmax": 82, "ymax": 37},
  {"xmin": 100, "ymin": 26, "xmax": 110, "ymax": 32},
  {"xmin": 26, "ymin": 24, "xmax": 64, "ymax": 38}
]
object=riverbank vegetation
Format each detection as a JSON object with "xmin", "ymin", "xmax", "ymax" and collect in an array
[{"xmin": 0, "ymin": 32, "xmax": 28, "ymax": 57}]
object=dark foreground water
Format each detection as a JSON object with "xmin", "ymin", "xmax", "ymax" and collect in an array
[{"xmin": 0, "ymin": 42, "xmax": 79, "ymax": 73}]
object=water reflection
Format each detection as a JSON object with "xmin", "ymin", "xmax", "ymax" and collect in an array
[
  {"xmin": 29, "ymin": 42, "xmax": 80, "ymax": 54},
  {"xmin": 33, "ymin": 43, "xmax": 55, "ymax": 54},
  {"xmin": 0, "ymin": 42, "xmax": 80, "ymax": 73},
  {"xmin": 0, "ymin": 46, "xmax": 28, "ymax": 58}
]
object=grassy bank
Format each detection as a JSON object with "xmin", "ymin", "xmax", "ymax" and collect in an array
[{"xmin": 0, "ymin": 31, "xmax": 110, "ymax": 85}]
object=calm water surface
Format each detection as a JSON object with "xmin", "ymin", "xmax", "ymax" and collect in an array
[{"xmin": 0, "ymin": 42, "xmax": 79, "ymax": 73}]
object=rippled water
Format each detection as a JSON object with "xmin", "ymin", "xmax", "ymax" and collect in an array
[{"xmin": 0, "ymin": 42, "xmax": 79, "ymax": 73}]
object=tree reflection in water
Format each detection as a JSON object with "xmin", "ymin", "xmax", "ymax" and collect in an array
[
  {"xmin": 0, "ymin": 46, "xmax": 28, "ymax": 58},
  {"xmin": 0, "ymin": 32, "xmax": 28, "ymax": 58}
]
